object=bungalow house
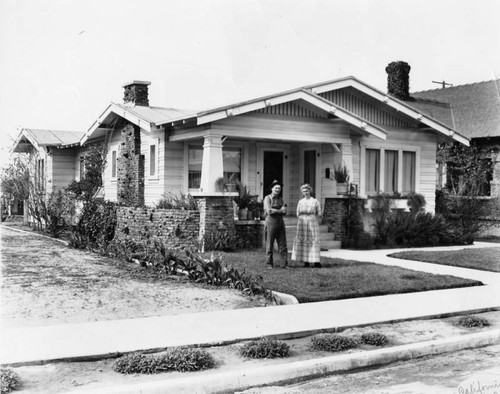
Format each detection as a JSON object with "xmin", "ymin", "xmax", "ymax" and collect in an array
[
  {"xmin": 11, "ymin": 63, "xmax": 469, "ymax": 245},
  {"xmin": 9, "ymin": 129, "xmax": 84, "ymax": 223},
  {"xmin": 11, "ymin": 128, "xmax": 85, "ymax": 194}
]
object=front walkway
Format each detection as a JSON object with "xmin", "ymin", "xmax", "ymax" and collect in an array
[{"xmin": 1, "ymin": 242, "xmax": 499, "ymax": 366}]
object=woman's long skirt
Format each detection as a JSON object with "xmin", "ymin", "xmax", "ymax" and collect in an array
[{"xmin": 291, "ymin": 214, "xmax": 320, "ymax": 263}]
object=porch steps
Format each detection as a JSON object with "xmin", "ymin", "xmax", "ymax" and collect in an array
[{"xmin": 283, "ymin": 216, "xmax": 341, "ymax": 250}]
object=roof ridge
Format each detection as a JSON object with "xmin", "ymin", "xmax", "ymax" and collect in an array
[
  {"xmin": 412, "ymin": 97, "xmax": 451, "ymax": 106},
  {"xmin": 412, "ymin": 78, "xmax": 500, "ymax": 94}
]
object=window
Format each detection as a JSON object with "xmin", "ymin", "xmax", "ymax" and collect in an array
[
  {"xmin": 79, "ymin": 156, "xmax": 86, "ymax": 180},
  {"xmin": 384, "ymin": 150, "xmax": 398, "ymax": 193},
  {"xmin": 35, "ymin": 159, "xmax": 45, "ymax": 190},
  {"xmin": 363, "ymin": 146, "xmax": 418, "ymax": 195},
  {"xmin": 365, "ymin": 149, "xmax": 380, "ymax": 194},
  {"xmin": 188, "ymin": 147, "xmax": 203, "ymax": 189},
  {"xmin": 188, "ymin": 146, "xmax": 242, "ymax": 189},
  {"xmin": 222, "ymin": 147, "xmax": 241, "ymax": 181},
  {"xmin": 402, "ymin": 151, "xmax": 416, "ymax": 193},
  {"xmin": 149, "ymin": 144, "xmax": 156, "ymax": 177},
  {"xmin": 111, "ymin": 150, "xmax": 117, "ymax": 179}
]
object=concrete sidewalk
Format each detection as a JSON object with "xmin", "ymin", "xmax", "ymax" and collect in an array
[{"xmin": 1, "ymin": 242, "xmax": 499, "ymax": 366}]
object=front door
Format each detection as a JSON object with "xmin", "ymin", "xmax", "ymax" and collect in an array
[
  {"xmin": 303, "ymin": 149, "xmax": 316, "ymax": 195},
  {"xmin": 263, "ymin": 151, "xmax": 283, "ymax": 196}
]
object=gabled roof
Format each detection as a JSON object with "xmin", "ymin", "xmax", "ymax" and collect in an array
[
  {"xmin": 412, "ymin": 79, "xmax": 500, "ymax": 139},
  {"xmin": 82, "ymin": 103, "xmax": 197, "ymax": 143},
  {"xmin": 82, "ymin": 76, "xmax": 468, "ymax": 145},
  {"xmin": 12, "ymin": 129, "xmax": 84, "ymax": 153}
]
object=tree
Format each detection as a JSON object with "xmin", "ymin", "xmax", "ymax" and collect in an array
[
  {"xmin": 66, "ymin": 144, "xmax": 106, "ymax": 201},
  {"xmin": 1, "ymin": 155, "xmax": 31, "ymax": 202},
  {"xmin": 436, "ymin": 142, "xmax": 494, "ymax": 242}
]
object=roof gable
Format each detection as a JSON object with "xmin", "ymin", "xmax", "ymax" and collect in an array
[{"xmin": 12, "ymin": 129, "xmax": 84, "ymax": 153}]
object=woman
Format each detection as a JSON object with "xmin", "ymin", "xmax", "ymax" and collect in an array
[
  {"xmin": 291, "ymin": 184, "xmax": 322, "ymax": 268},
  {"xmin": 263, "ymin": 180, "xmax": 288, "ymax": 269}
]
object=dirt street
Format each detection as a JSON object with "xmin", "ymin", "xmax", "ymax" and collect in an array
[{"xmin": 0, "ymin": 225, "xmax": 267, "ymax": 329}]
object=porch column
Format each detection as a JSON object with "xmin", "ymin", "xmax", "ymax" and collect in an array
[{"xmin": 200, "ymin": 135, "xmax": 224, "ymax": 193}]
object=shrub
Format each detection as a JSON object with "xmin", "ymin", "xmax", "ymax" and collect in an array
[
  {"xmin": 31, "ymin": 189, "xmax": 75, "ymax": 237},
  {"xmin": 360, "ymin": 332, "xmax": 389, "ymax": 346},
  {"xmin": 457, "ymin": 315, "xmax": 490, "ymax": 328},
  {"xmin": 203, "ymin": 223, "xmax": 238, "ymax": 251},
  {"xmin": 0, "ymin": 368, "xmax": 21, "ymax": 393},
  {"xmin": 369, "ymin": 192, "xmax": 464, "ymax": 248},
  {"xmin": 239, "ymin": 338, "xmax": 290, "ymax": 359},
  {"xmin": 104, "ymin": 239, "xmax": 270, "ymax": 298},
  {"xmin": 113, "ymin": 348, "xmax": 215, "ymax": 374},
  {"xmin": 370, "ymin": 193, "xmax": 394, "ymax": 245},
  {"xmin": 69, "ymin": 199, "xmax": 117, "ymax": 250},
  {"xmin": 406, "ymin": 192, "xmax": 426, "ymax": 213},
  {"xmin": 310, "ymin": 334, "xmax": 358, "ymax": 352},
  {"xmin": 156, "ymin": 193, "xmax": 198, "ymax": 210},
  {"xmin": 390, "ymin": 211, "xmax": 462, "ymax": 247}
]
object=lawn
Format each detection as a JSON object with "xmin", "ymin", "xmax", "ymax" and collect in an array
[
  {"xmin": 389, "ymin": 247, "xmax": 500, "ymax": 273},
  {"xmin": 206, "ymin": 250, "xmax": 483, "ymax": 303}
]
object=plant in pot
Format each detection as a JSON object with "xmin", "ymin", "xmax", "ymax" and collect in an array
[
  {"xmin": 333, "ymin": 163, "xmax": 350, "ymax": 195},
  {"xmin": 233, "ymin": 181, "xmax": 254, "ymax": 220},
  {"xmin": 214, "ymin": 174, "xmax": 238, "ymax": 192},
  {"xmin": 247, "ymin": 197, "xmax": 261, "ymax": 220}
]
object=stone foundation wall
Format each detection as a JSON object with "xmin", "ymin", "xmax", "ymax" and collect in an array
[
  {"xmin": 323, "ymin": 196, "xmax": 367, "ymax": 241},
  {"xmin": 323, "ymin": 197, "xmax": 349, "ymax": 241},
  {"xmin": 194, "ymin": 195, "xmax": 236, "ymax": 251},
  {"xmin": 115, "ymin": 207, "xmax": 199, "ymax": 249}
]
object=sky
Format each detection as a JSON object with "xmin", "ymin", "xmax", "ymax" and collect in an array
[{"xmin": 1, "ymin": 0, "xmax": 499, "ymax": 165}]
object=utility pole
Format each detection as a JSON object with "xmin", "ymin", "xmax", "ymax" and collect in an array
[{"xmin": 432, "ymin": 80, "xmax": 453, "ymax": 89}]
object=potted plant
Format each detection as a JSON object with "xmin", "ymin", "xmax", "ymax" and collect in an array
[
  {"xmin": 333, "ymin": 163, "xmax": 350, "ymax": 195},
  {"xmin": 233, "ymin": 181, "xmax": 254, "ymax": 220},
  {"xmin": 214, "ymin": 175, "xmax": 237, "ymax": 192},
  {"xmin": 247, "ymin": 198, "xmax": 261, "ymax": 220}
]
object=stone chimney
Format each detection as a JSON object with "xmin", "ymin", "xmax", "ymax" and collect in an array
[
  {"xmin": 122, "ymin": 81, "xmax": 151, "ymax": 106},
  {"xmin": 385, "ymin": 61, "xmax": 412, "ymax": 101}
]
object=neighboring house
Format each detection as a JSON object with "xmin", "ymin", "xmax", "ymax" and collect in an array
[
  {"xmin": 411, "ymin": 79, "xmax": 500, "ymax": 197},
  {"xmin": 11, "ymin": 128, "xmax": 85, "ymax": 193}
]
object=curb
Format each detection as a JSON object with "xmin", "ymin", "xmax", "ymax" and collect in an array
[{"xmin": 65, "ymin": 328, "xmax": 500, "ymax": 394}]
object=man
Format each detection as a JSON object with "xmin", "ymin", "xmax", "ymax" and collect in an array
[{"xmin": 263, "ymin": 180, "xmax": 288, "ymax": 268}]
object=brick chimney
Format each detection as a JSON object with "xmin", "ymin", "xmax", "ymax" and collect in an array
[
  {"xmin": 385, "ymin": 61, "xmax": 412, "ymax": 101},
  {"xmin": 122, "ymin": 81, "xmax": 151, "ymax": 106}
]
